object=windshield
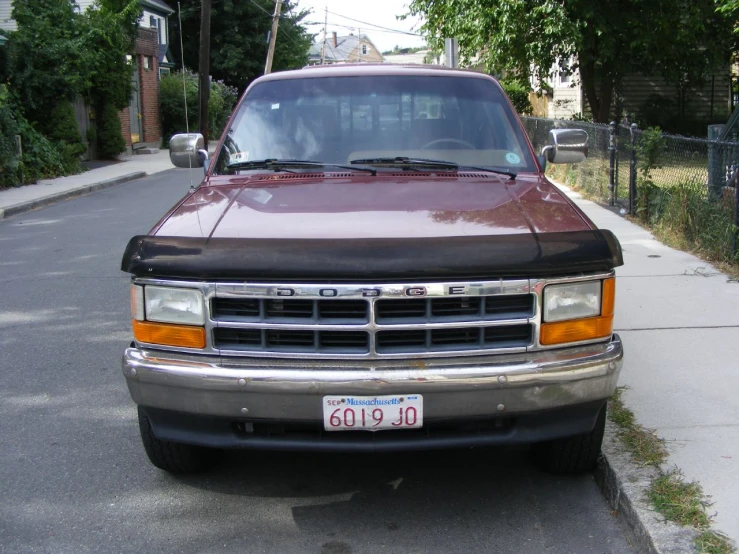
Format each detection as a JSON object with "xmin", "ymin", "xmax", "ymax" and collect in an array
[{"xmin": 213, "ymin": 75, "xmax": 537, "ymax": 174}]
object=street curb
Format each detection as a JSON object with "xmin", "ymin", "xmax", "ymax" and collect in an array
[
  {"xmin": 0, "ymin": 171, "xmax": 147, "ymax": 220},
  {"xmin": 596, "ymin": 421, "xmax": 699, "ymax": 554}
]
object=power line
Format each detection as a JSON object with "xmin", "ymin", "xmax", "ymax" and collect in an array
[
  {"xmin": 323, "ymin": 8, "xmax": 422, "ymax": 37},
  {"xmin": 246, "ymin": 0, "xmax": 307, "ymax": 52},
  {"xmin": 305, "ymin": 20, "xmax": 423, "ymax": 37}
]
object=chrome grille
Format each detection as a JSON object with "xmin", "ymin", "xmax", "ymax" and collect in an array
[
  {"xmin": 134, "ymin": 272, "xmax": 617, "ymax": 359},
  {"xmin": 375, "ymin": 325, "xmax": 532, "ymax": 354},
  {"xmin": 213, "ymin": 328, "xmax": 370, "ymax": 354},
  {"xmin": 212, "ymin": 298, "xmax": 368, "ymax": 323},
  {"xmin": 205, "ymin": 279, "xmax": 536, "ymax": 359},
  {"xmin": 375, "ymin": 294, "xmax": 534, "ymax": 323}
]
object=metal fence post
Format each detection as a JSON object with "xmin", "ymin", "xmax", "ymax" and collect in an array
[
  {"xmin": 707, "ymin": 125, "xmax": 725, "ymax": 200},
  {"xmin": 734, "ymin": 180, "xmax": 739, "ymax": 257},
  {"xmin": 629, "ymin": 123, "xmax": 638, "ymax": 216},
  {"xmin": 608, "ymin": 121, "xmax": 616, "ymax": 206}
]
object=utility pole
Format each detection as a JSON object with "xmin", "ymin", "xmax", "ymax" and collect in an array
[
  {"xmin": 198, "ymin": 0, "xmax": 212, "ymax": 149},
  {"xmin": 320, "ymin": 6, "xmax": 327, "ymax": 64},
  {"xmin": 264, "ymin": 0, "xmax": 282, "ymax": 75}
]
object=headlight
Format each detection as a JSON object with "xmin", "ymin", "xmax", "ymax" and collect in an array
[
  {"xmin": 543, "ymin": 281, "xmax": 601, "ymax": 322},
  {"xmin": 144, "ymin": 286, "xmax": 205, "ymax": 325},
  {"xmin": 540, "ymin": 278, "xmax": 615, "ymax": 346}
]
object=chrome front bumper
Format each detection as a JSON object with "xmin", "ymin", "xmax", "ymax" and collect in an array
[{"xmin": 122, "ymin": 335, "xmax": 623, "ymax": 423}]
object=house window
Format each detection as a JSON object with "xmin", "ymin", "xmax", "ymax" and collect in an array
[
  {"xmin": 143, "ymin": 56, "xmax": 151, "ymax": 71},
  {"xmin": 560, "ymin": 71, "xmax": 570, "ymax": 85},
  {"xmin": 361, "ymin": 44, "xmax": 368, "ymax": 55},
  {"xmin": 150, "ymin": 15, "xmax": 162, "ymax": 44},
  {"xmin": 159, "ymin": 67, "xmax": 170, "ymax": 80}
]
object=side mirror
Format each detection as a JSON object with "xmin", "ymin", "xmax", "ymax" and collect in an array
[
  {"xmin": 541, "ymin": 129, "xmax": 589, "ymax": 164},
  {"xmin": 169, "ymin": 133, "xmax": 208, "ymax": 169}
]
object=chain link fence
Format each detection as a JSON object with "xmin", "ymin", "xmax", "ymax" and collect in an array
[{"xmin": 521, "ymin": 116, "xmax": 739, "ymax": 259}]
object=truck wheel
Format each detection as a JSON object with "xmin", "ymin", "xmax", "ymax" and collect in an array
[
  {"xmin": 531, "ymin": 404, "xmax": 606, "ymax": 475},
  {"xmin": 137, "ymin": 407, "xmax": 221, "ymax": 473}
]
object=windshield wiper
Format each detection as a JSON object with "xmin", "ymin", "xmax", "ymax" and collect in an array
[
  {"xmin": 227, "ymin": 159, "xmax": 376, "ymax": 175},
  {"xmin": 350, "ymin": 156, "xmax": 458, "ymax": 169},
  {"xmin": 349, "ymin": 157, "xmax": 516, "ymax": 179}
]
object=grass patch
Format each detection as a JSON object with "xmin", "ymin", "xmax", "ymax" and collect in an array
[
  {"xmin": 648, "ymin": 472, "xmax": 711, "ymax": 528},
  {"xmin": 698, "ymin": 530, "xmax": 736, "ymax": 554},
  {"xmin": 608, "ymin": 388, "xmax": 737, "ymax": 554},
  {"xmin": 608, "ymin": 387, "xmax": 667, "ymax": 467}
]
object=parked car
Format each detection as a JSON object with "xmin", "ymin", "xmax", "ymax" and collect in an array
[{"xmin": 121, "ymin": 64, "xmax": 623, "ymax": 474}]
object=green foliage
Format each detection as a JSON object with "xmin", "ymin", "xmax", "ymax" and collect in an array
[
  {"xmin": 0, "ymin": 86, "xmax": 21, "ymax": 187},
  {"xmin": 1, "ymin": 0, "xmax": 137, "ymax": 173},
  {"xmin": 168, "ymin": 0, "xmax": 314, "ymax": 92},
  {"xmin": 636, "ymin": 180, "xmax": 738, "ymax": 263},
  {"xmin": 46, "ymin": 102, "xmax": 86, "ymax": 173},
  {"xmin": 499, "ymin": 80, "xmax": 533, "ymax": 115},
  {"xmin": 82, "ymin": 0, "xmax": 140, "ymax": 110},
  {"xmin": 406, "ymin": 0, "xmax": 733, "ymax": 123},
  {"xmin": 159, "ymin": 71, "xmax": 238, "ymax": 146},
  {"xmin": 159, "ymin": 71, "xmax": 198, "ymax": 145},
  {"xmin": 637, "ymin": 127, "xmax": 664, "ymax": 180},
  {"xmin": 97, "ymin": 102, "xmax": 126, "ymax": 159},
  {"xmin": 0, "ymin": 85, "xmax": 70, "ymax": 188},
  {"xmin": 4, "ymin": 0, "xmax": 86, "ymax": 123},
  {"xmin": 16, "ymin": 117, "xmax": 67, "ymax": 184}
]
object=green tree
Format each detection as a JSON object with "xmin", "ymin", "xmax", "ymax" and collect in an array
[
  {"xmin": 167, "ymin": 0, "xmax": 314, "ymax": 92},
  {"xmin": 81, "ymin": 0, "xmax": 141, "ymax": 110},
  {"xmin": 407, "ymin": 0, "xmax": 733, "ymax": 123},
  {"xmin": 3, "ymin": 0, "xmax": 86, "ymax": 123},
  {"xmin": 2, "ymin": 0, "xmax": 139, "ymax": 159}
]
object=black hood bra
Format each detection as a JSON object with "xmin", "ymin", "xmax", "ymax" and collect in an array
[{"xmin": 121, "ymin": 231, "xmax": 623, "ymax": 282}]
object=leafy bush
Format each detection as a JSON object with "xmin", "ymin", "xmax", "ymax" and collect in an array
[
  {"xmin": 17, "ymin": 119, "xmax": 67, "ymax": 184},
  {"xmin": 0, "ymin": 86, "xmax": 21, "ymax": 187},
  {"xmin": 159, "ymin": 71, "xmax": 199, "ymax": 147},
  {"xmin": 97, "ymin": 102, "xmax": 126, "ymax": 159},
  {"xmin": 160, "ymin": 71, "xmax": 238, "ymax": 147},
  {"xmin": 0, "ymin": 85, "xmax": 67, "ymax": 188},
  {"xmin": 500, "ymin": 80, "xmax": 533, "ymax": 115},
  {"xmin": 46, "ymin": 102, "xmax": 85, "ymax": 173}
]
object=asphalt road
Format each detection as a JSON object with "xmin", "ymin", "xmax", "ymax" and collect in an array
[{"xmin": 0, "ymin": 169, "xmax": 634, "ymax": 554}]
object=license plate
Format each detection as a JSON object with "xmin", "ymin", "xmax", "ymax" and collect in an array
[{"xmin": 322, "ymin": 395, "xmax": 423, "ymax": 431}]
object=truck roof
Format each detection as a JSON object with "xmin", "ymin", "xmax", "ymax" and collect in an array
[{"xmin": 255, "ymin": 63, "xmax": 495, "ymax": 83}]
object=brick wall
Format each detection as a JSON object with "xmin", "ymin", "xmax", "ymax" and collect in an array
[
  {"xmin": 137, "ymin": 28, "xmax": 161, "ymax": 145},
  {"xmin": 117, "ymin": 28, "xmax": 161, "ymax": 150}
]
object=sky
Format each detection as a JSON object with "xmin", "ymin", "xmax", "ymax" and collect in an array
[{"xmin": 292, "ymin": 0, "xmax": 427, "ymax": 53}]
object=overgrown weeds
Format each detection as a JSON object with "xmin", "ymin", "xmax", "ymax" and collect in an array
[{"xmin": 608, "ymin": 388, "xmax": 736, "ymax": 554}]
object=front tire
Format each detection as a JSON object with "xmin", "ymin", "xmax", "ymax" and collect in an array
[
  {"xmin": 531, "ymin": 403, "xmax": 606, "ymax": 475},
  {"xmin": 137, "ymin": 407, "xmax": 221, "ymax": 473}
]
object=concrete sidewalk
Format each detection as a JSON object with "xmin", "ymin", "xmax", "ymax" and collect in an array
[
  {"xmin": 0, "ymin": 150, "xmax": 177, "ymax": 219},
  {"xmin": 558, "ymin": 183, "xmax": 739, "ymax": 546}
]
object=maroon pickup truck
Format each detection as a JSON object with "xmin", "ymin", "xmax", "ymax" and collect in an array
[{"xmin": 121, "ymin": 64, "xmax": 623, "ymax": 474}]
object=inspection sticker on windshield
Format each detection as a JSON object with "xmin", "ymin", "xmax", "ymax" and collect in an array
[
  {"xmin": 231, "ymin": 151, "xmax": 249, "ymax": 162},
  {"xmin": 323, "ymin": 395, "xmax": 423, "ymax": 431},
  {"xmin": 505, "ymin": 152, "xmax": 521, "ymax": 164}
]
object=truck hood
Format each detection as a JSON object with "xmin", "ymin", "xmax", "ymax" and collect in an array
[{"xmin": 153, "ymin": 173, "xmax": 592, "ymax": 239}]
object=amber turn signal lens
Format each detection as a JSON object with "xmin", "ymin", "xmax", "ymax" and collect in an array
[
  {"xmin": 601, "ymin": 277, "xmax": 616, "ymax": 317},
  {"xmin": 540, "ymin": 314, "xmax": 614, "ymax": 345},
  {"xmin": 132, "ymin": 320, "xmax": 206, "ymax": 349}
]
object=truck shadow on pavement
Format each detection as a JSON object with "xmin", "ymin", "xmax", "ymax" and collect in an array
[{"xmin": 169, "ymin": 447, "xmax": 630, "ymax": 553}]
